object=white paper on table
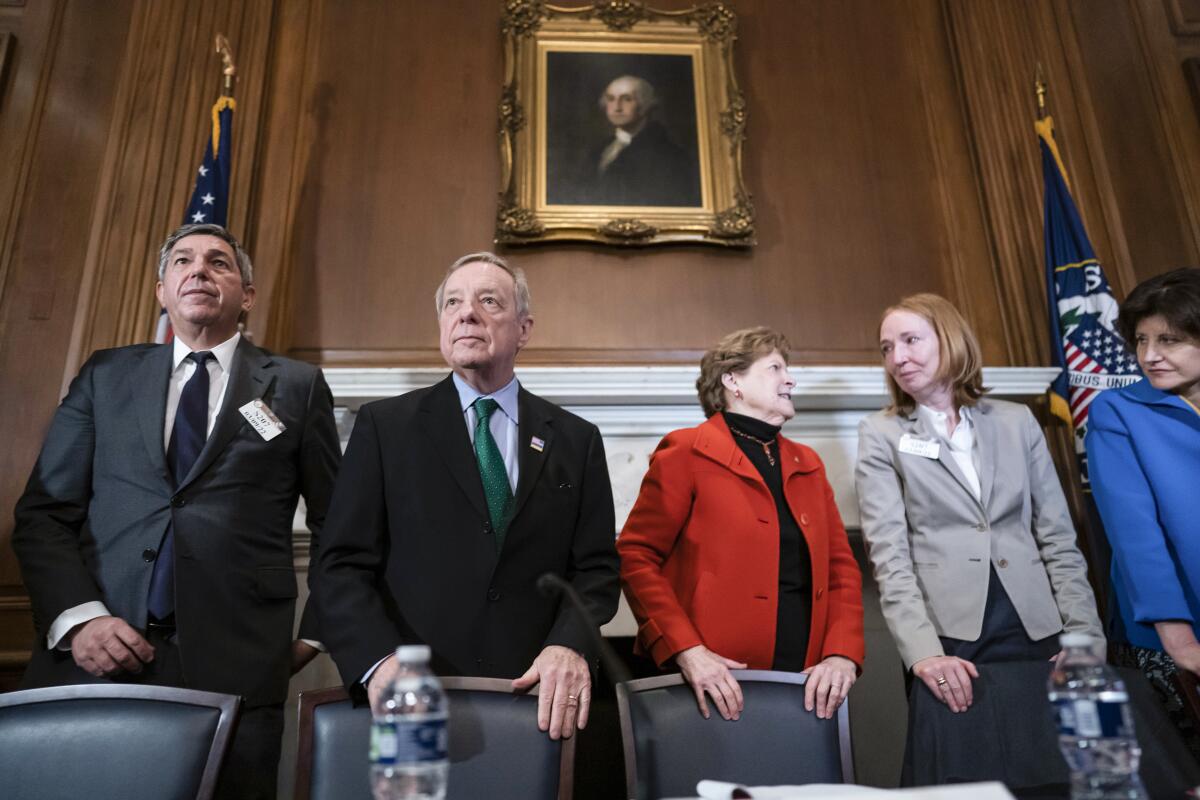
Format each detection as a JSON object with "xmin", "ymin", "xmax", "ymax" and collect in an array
[{"xmin": 693, "ymin": 780, "xmax": 1016, "ymax": 799}]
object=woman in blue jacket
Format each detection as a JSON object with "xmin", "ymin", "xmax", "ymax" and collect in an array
[{"xmin": 1086, "ymin": 266, "xmax": 1200, "ymax": 761}]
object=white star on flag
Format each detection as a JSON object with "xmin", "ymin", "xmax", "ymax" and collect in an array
[
  {"xmin": 198, "ymin": 165, "xmax": 208, "ymax": 177},
  {"xmin": 201, "ymin": 193, "xmax": 215, "ymax": 205},
  {"xmin": 191, "ymin": 211, "xmax": 206, "ymax": 222}
]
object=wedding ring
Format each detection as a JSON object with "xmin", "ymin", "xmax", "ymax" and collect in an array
[{"xmin": 936, "ymin": 675, "xmax": 948, "ymax": 686}]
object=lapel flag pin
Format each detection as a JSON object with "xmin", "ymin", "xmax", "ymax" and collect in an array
[{"xmin": 530, "ymin": 436, "xmax": 545, "ymax": 452}]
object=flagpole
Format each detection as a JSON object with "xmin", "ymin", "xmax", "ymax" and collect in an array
[
  {"xmin": 215, "ymin": 33, "xmax": 237, "ymax": 98},
  {"xmin": 1034, "ymin": 63, "xmax": 1047, "ymax": 121}
]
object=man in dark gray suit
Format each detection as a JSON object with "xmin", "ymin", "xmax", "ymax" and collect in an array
[{"xmin": 13, "ymin": 223, "xmax": 341, "ymax": 799}]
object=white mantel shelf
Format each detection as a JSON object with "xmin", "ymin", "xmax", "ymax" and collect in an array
[
  {"xmin": 318, "ymin": 364, "xmax": 1061, "ymax": 637},
  {"xmin": 324, "ymin": 365, "xmax": 1061, "ymax": 411}
]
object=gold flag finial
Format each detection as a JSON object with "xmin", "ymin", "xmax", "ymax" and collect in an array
[
  {"xmin": 1034, "ymin": 62, "xmax": 1047, "ymax": 119},
  {"xmin": 215, "ymin": 34, "xmax": 237, "ymax": 95}
]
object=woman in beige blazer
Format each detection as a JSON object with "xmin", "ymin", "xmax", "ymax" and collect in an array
[{"xmin": 855, "ymin": 293, "xmax": 1103, "ymax": 714}]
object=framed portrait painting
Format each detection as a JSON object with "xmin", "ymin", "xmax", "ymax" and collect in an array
[{"xmin": 496, "ymin": 1, "xmax": 754, "ymax": 247}]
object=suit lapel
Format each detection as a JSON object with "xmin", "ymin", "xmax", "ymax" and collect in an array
[
  {"xmin": 419, "ymin": 376, "xmax": 488, "ymax": 521},
  {"xmin": 905, "ymin": 410, "xmax": 981, "ymax": 509},
  {"xmin": 973, "ymin": 403, "xmax": 997, "ymax": 511},
  {"xmin": 133, "ymin": 345, "xmax": 174, "ymax": 487},
  {"xmin": 178, "ymin": 339, "xmax": 274, "ymax": 491},
  {"xmin": 510, "ymin": 388, "xmax": 552, "ymax": 525}
]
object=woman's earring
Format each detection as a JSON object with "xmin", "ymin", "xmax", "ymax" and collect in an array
[{"xmin": 734, "ymin": 389, "xmax": 743, "ymax": 399}]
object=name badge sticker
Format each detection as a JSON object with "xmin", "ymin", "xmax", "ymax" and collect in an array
[
  {"xmin": 239, "ymin": 399, "xmax": 286, "ymax": 442},
  {"xmin": 898, "ymin": 433, "xmax": 940, "ymax": 460}
]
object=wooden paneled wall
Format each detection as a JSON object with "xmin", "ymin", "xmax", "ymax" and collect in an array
[{"xmin": 0, "ymin": 0, "xmax": 1197, "ymax": 685}]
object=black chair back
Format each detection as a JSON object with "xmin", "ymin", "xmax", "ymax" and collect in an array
[
  {"xmin": 0, "ymin": 683, "xmax": 239, "ymax": 800},
  {"xmin": 616, "ymin": 669, "xmax": 853, "ymax": 799},
  {"xmin": 296, "ymin": 677, "xmax": 574, "ymax": 800}
]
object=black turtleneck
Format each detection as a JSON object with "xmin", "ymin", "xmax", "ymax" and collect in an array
[{"xmin": 723, "ymin": 411, "xmax": 813, "ymax": 671}]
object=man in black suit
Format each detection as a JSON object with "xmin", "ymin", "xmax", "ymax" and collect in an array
[
  {"xmin": 13, "ymin": 223, "xmax": 341, "ymax": 799},
  {"xmin": 313, "ymin": 252, "xmax": 619, "ymax": 740}
]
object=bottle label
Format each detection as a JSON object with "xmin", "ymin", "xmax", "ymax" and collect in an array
[
  {"xmin": 370, "ymin": 720, "xmax": 399, "ymax": 766},
  {"xmin": 394, "ymin": 718, "xmax": 448, "ymax": 763},
  {"xmin": 1052, "ymin": 698, "xmax": 1131, "ymax": 738}
]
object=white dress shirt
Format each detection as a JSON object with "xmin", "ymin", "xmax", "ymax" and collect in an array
[
  {"xmin": 917, "ymin": 403, "xmax": 981, "ymax": 501},
  {"xmin": 162, "ymin": 333, "xmax": 240, "ymax": 447}
]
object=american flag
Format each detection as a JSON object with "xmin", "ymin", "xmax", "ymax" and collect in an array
[
  {"xmin": 155, "ymin": 96, "xmax": 235, "ymax": 343},
  {"xmin": 1037, "ymin": 115, "xmax": 1140, "ymax": 484},
  {"xmin": 1061, "ymin": 292, "xmax": 1142, "ymax": 430}
]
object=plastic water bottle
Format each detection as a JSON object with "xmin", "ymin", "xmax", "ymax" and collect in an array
[
  {"xmin": 369, "ymin": 645, "xmax": 449, "ymax": 800},
  {"xmin": 1048, "ymin": 632, "xmax": 1147, "ymax": 800}
]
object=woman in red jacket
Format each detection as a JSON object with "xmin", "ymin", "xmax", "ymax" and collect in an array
[{"xmin": 618, "ymin": 327, "xmax": 864, "ymax": 722}]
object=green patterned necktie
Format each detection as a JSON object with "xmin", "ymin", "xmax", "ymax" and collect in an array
[{"xmin": 472, "ymin": 397, "xmax": 513, "ymax": 551}]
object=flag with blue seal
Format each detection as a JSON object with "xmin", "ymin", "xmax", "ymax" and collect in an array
[{"xmin": 1037, "ymin": 115, "xmax": 1140, "ymax": 484}]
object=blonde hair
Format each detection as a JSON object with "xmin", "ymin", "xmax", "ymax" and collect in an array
[
  {"xmin": 696, "ymin": 327, "xmax": 791, "ymax": 418},
  {"xmin": 879, "ymin": 293, "xmax": 986, "ymax": 414}
]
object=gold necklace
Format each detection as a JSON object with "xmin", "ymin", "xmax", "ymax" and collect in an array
[{"xmin": 730, "ymin": 426, "xmax": 776, "ymax": 466}]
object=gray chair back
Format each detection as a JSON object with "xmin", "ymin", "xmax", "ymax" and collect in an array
[
  {"xmin": 296, "ymin": 677, "xmax": 574, "ymax": 800},
  {"xmin": 0, "ymin": 683, "xmax": 239, "ymax": 800},
  {"xmin": 616, "ymin": 669, "xmax": 853, "ymax": 799}
]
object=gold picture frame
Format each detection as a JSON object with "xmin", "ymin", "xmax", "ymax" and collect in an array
[{"xmin": 496, "ymin": 0, "xmax": 754, "ymax": 247}]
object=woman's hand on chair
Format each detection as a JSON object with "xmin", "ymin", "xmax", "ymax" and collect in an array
[
  {"xmin": 675, "ymin": 645, "xmax": 748, "ymax": 721},
  {"xmin": 912, "ymin": 654, "xmax": 979, "ymax": 713},
  {"xmin": 802, "ymin": 655, "xmax": 857, "ymax": 719}
]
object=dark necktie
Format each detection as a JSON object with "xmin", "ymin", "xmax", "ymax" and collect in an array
[
  {"xmin": 148, "ymin": 351, "xmax": 213, "ymax": 619},
  {"xmin": 473, "ymin": 398, "xmax": 513, "ymax": 552}
]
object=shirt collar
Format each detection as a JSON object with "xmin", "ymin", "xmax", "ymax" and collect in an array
[
  {"xmin": 614, "ymin": 128, "xmax": 633, "ymax": 145},
  {"xmin": 916, "ymin": 403, "xmax": 972, "ymax": 432},
  {"xmin": 172, "ymin": 331, "xmax": 240, "ymax": 374},
  {"xmin": 452, "ymin": 372, "xmax": 520, "ymax": 423}
]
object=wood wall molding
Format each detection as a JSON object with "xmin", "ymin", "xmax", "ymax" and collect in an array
[
  {"xmin": 247, "ymin": 0, "xmax": 322, "ymax": 353},
  {"xmin": 63, "ymin": 0, "xmax": 278, "ymax": 385},
  {"xmin": 1064, "ymin": 0, "xmax": 1200, "ymax": 287},
  {"xmin": 1130, "ymin": 0, "xmax": 1200, "ymax": 263},
  {"xmin": 1165, "ymin": 0, "xmax": 1200, "ymax": 35},
  {"xmin": 0, "ymin": 0, "xmax": 135, "ymax": 596},
  {"xmin": 0, "ymin": 0, "xmax": 65, "ymax": 315},
  {"xmin": 941, "ymin": 0, "xmax": 1103, "ymax": 367},
  {"xmin": 1049, "ymin": 0, "xmax": 1139, "ymax": 297},
  {"xmin": 905, "ymin": 0, "xmax": 1010, "ymax": 362}
]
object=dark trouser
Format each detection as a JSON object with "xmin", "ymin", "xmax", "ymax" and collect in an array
[
  {"xmin": 216, "ymin": 703, "xmax": 284, "ymax": 800},
  {"xmin": 21, "ymin": 626, "xmax": 284, "ymax": 799}
]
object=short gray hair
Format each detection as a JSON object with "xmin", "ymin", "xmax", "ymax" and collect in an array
[
  {"xmin": 434, "ymin": 251, "xmax": 532, "ymax": 319},
  {"xmin": 598, "ymin": 75, "xmax": 659, "ymax": 114},
  {"xmin": 157, "ymin": 223, "xmax": 253, "ymax": 285}
]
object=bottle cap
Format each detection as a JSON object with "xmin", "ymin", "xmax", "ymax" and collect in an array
[
  {"xmin": 395, "ymin": 644, "xmax": 431, "ymax": 663},
  {"xmin": 1059, "ymin": 632, "xmax": 1094, "ymax": 648}
]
